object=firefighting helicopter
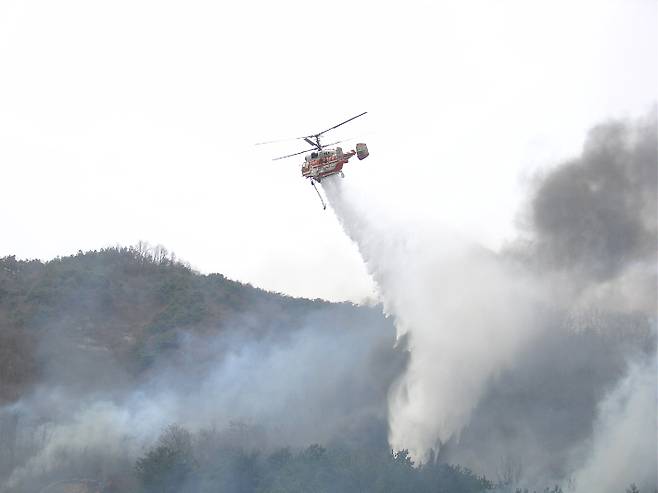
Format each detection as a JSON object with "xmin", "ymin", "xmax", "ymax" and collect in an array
[{"xmin": 256, "ymin": 112, "xmax": 369, "ymax": 209}]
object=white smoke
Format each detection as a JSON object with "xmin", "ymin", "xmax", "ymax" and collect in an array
[
  {"xmin": 1, "ymin": 312, "xmax": 398, "ymax": 491},
  {"xmin": 4, "ymin": 397, "xmax": 160, "ymax": 489},
  {"xmin": 569, "ymin": 354, "xmax": 657, "ymax": 493},
  {"xmin": 322, "ymin": 124, "xmax": 657, "ymax": 487},
  {"xmin": 323, "ymin": 177, "xmax": 543, "ymax": 460}
]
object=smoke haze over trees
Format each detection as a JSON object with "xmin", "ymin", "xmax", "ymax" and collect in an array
[
  {"xmin": 0, "ymin": 112, "xmax": 656, "ymax": 492},
  {"xmin": 323, "ymin": 110, "xmax": 656, "ymax": 491}
]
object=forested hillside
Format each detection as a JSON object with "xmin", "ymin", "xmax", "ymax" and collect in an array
[
  {"xmin": 0, "ymin": 245, "xmax": 341, "ymax": 404},
  {"xmin": 0, "ymin": 246, "xmax": 653, "ymax": 493}
]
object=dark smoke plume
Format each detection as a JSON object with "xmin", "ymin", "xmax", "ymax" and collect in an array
[
  {"xmin": 529, "ymin": 109, "xmax": 656, "ymax": 282},
  {"xmin": 324, "ymin": 108, "xmax": 657, "ymax": 491}
]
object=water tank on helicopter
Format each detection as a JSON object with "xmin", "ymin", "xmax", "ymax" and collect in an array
[{"xmin": 356, "ymin": 143, "xmax": 369, "ymax": 160}]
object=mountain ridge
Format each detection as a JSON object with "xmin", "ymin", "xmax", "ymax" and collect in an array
[{"xmin": 0, "ymin": 244, "xmax": 384, "ymax": 405}]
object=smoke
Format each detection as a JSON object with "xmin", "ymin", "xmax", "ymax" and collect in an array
[
  {"xmin": 528, "ymin": 109, "xmax": 657, "ymax": 491},
  {"xmin": 0, "ymin": 305, "xmax": 403, "ymax": 491},
  {"xmin": 436, "ymin": 309, "xmax": 655, "ymax": 487},
  {"xmin": 570, "ymin": 354, "xmax": 657, "ymax": 493},
  {"xmin": 323, "ymin": 178, "xmax": 544, "ymax": 461},
  {"xmin": 323, "ymin": 109, "xmax": 657, "ymax": 487},
  {"xmin": 528, "ymin": 111, "xmax": 656, "ymax": 283},
  {"xmin": 521, "ymin": 109, "xmax": 657, "ymax": 321}
]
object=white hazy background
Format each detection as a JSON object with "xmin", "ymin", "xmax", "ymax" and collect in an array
[{"xmin": 1, "ymin": 0, "xmax": 656, "ymax": 301}]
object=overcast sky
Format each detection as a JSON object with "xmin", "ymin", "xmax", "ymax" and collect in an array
[{"xmin": 1, "ymin": 0, "xmax": 656, "ymax": 301}]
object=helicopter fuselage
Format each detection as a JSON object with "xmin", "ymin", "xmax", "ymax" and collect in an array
[{"xmin": 301, "ymin": 147, "xmax": 356, "ymax": 182}]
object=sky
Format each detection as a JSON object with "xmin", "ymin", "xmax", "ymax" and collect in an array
[{"xmin": 1, "ymin": 0, "xmax": 656, "ymax": 301}]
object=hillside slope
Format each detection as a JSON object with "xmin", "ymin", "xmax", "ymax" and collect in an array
[{"xmin": 0, "ymin": 246, "xmax": 390, "ymax": 404}]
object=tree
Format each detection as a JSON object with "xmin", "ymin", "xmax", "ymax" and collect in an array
[{"xmin": 135, "ymin": 425, "xmax": 195, "ymax": 493}]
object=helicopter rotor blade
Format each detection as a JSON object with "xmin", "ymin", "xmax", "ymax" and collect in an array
[
  {"xmin": 254, "ymin": 136, "xmax": 301, "ymax": 146},
  {"xmin": 303, "ymin": 137, "xmax": 320, "ymax": 149},
  {"xmin": 272, "ymin": 147, "xmax": 317, "ymax": 161},
  {"xmin": 319, "ymin": 140, "xmax": 341, "ymax": 148},
  {"xmin": 259, "ymin": 111, "xmax": 367, "ymax": 147},
  {"xmin": 320, "ymin": 137, "xmax": 356, "ymax": 148},
  {"xmin": 313, "ymin": 111, "xmax": 367, "ymax": 138}
]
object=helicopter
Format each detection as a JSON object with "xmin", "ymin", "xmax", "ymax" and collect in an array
[{"xmin": 257, "ymin": 112, "xmax": 369, "ymax": 209}]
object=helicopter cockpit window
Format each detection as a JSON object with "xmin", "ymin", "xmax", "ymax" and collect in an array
[{"xmin": 311, "ymin": 152, "xmax": 318, "ymax": 158}]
